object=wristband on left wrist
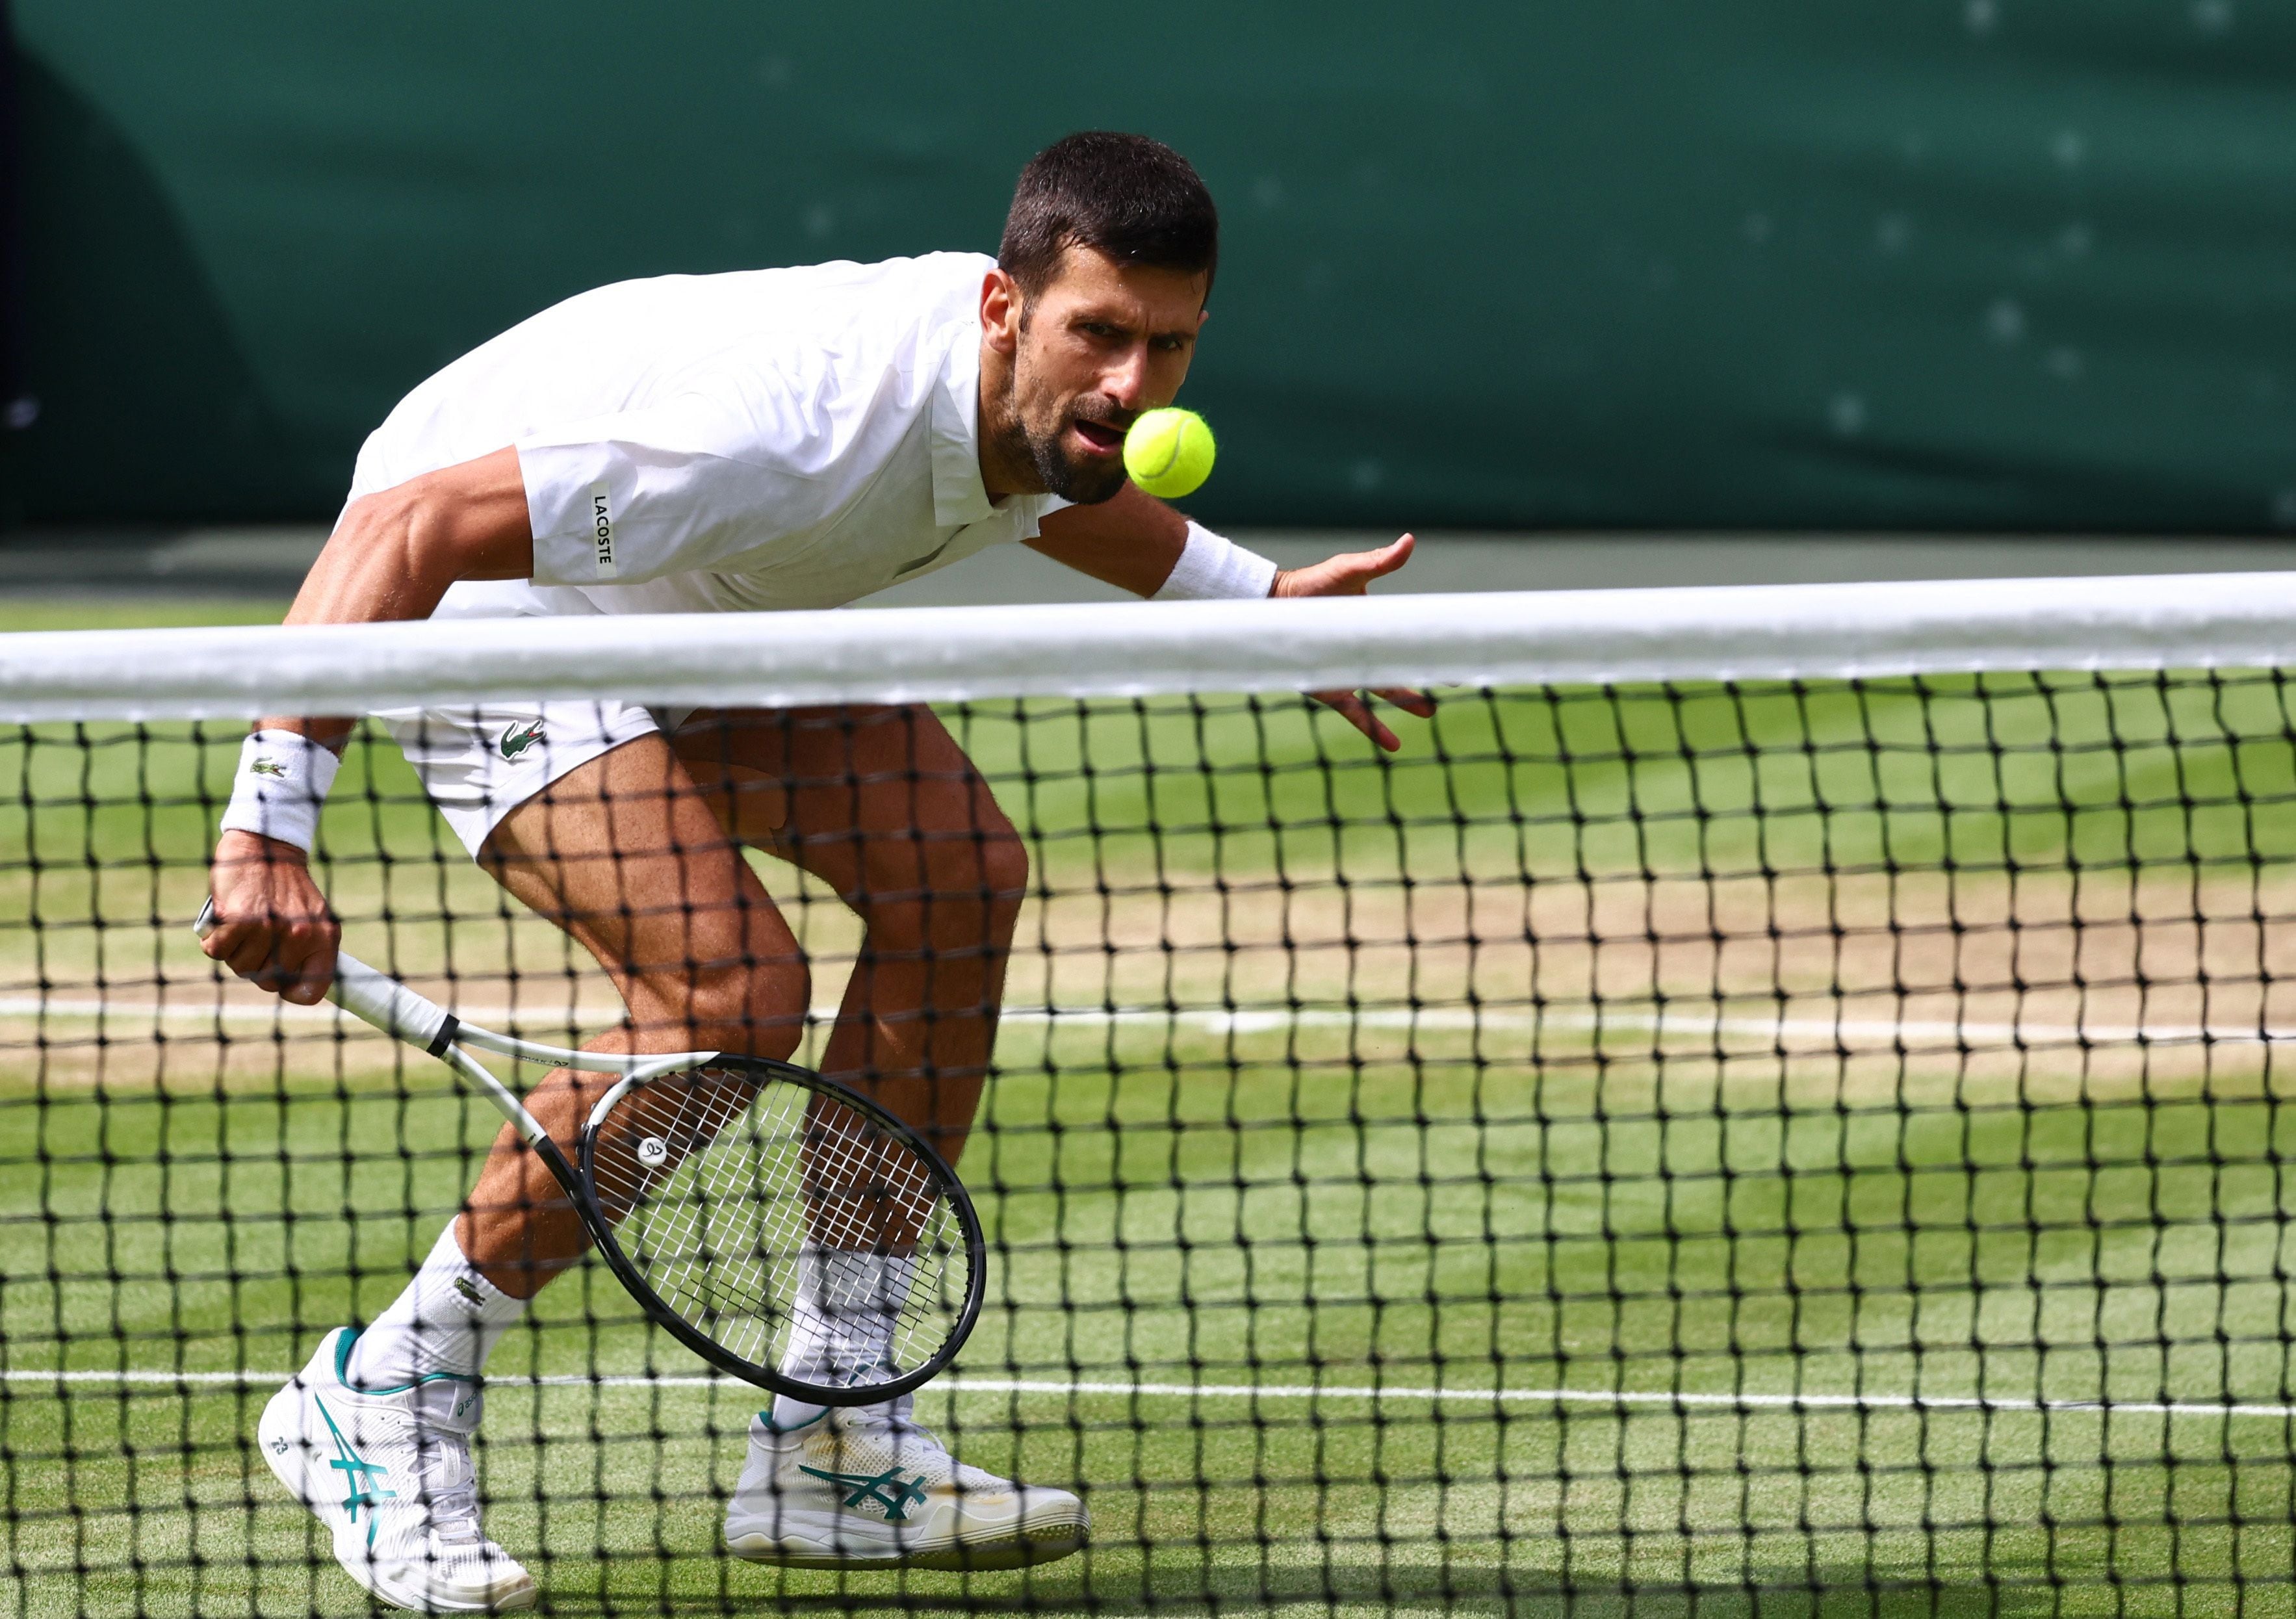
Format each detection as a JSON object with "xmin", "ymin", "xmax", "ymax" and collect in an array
[
  {"xmin": 217, "ymin": 731, "xmax": 342, "ymax": 853},
  {"xmin": 1154, "ymin": 521, "xmax": 1279, "ymax": 601}
]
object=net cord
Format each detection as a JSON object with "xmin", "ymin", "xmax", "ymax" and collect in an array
[{"xmin": 3, "ymin": 571, "xmax": 2293, "ymax": 719}]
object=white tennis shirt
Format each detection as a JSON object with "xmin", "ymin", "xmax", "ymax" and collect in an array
[{"xmin": 346, "ymin": 252, "xmax": 1064, "ymax": 623}]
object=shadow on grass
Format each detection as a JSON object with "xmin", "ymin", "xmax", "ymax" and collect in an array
[{"xmin": 537, "ymin": 1548, "xmax": 2137, "ymax": 1619}]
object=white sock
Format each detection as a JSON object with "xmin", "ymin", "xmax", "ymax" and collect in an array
[
  {"xmin": 771, "ymin": 1249, "xmax": 918, "ymax": 1430},
  {"xmin": 346, "ymin": 1223, "xmax": 528, "ymax": 1390}
]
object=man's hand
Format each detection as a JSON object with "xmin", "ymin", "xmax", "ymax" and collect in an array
[
  {"xmin": 202, "ymin": 831, "xmax": 341, "ymax": 1004},
  {"xmin": 195, "ymin": 447, "xmax": 530, "ymax": 1005},
  {"xmin": 1272, "ymin": 534, "xmax": 1437, "ymax": 753}
]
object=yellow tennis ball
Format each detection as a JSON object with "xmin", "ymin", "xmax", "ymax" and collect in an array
[{"xmin": 1124, "ymin": 408, "xmax": 1217, "ymax": 499}]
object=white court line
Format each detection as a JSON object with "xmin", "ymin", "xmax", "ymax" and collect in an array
[
  {"xmin": 7, "ymin": 1366, "xmax": 2292, "ymax": 1422},
  {"xmin": 8, "ymin": 995, "xmax": 2296, "ymax": 1053}
]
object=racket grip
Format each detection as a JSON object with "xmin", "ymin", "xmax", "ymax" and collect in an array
[{"xmin": 330, "ymin": 953, "xmax": 456, "ymax": 1054}]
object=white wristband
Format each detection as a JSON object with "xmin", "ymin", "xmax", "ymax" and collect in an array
[
  {"xmin": 1154, "ymin": 521, "xmax": 1280, "ymax": 601},
  {"xmin": 218, "ymin": 731, "xmax": 341, "ymax": 853}
]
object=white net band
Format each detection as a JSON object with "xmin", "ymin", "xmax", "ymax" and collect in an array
[{"xmin": 4, "ymin": 571, "xmax": 2295, "ymax": 720}]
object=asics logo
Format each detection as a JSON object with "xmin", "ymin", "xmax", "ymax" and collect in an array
[
  {"xmin": 314, "ymin": 1396, "xmax": 398, "ymax": 1546},
  {"xmin": 798, "ymin": 1464, "xmax": 931, "ymax": 1523}
]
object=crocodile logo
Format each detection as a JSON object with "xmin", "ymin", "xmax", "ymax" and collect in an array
[
  {"xmin": 250, "ymin": 757, "xmax": 289, "ymax": 778},
  {"xmin": 498, "ymin": 720, "xmax": 547, "ymax": 762},
  {"xmin": 797, "ymin": 1464, "xmax": 932, "ymax": 1523}
]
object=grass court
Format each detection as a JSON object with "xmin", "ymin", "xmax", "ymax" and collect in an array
[{"xmin": 5, "ymin": 601, "xmax": 2296, "ymax": 1616}]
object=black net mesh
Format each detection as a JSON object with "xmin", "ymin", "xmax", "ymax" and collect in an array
[{"xmin": 7, "ymin": 670, "xmax": 2296, "ymax": 1615}]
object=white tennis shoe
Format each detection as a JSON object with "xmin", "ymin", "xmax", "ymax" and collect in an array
[
  {"xmin": 724, "ymin": 1395, "xmax": 1087, "ymax": 1570},
  {"xmin": 258, "ymin": 1328, "xmax": 535, "ymax": 1613}
]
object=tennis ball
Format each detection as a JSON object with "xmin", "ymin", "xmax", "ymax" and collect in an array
[{"xmin": 1124, "ymin": 408, "xmax": 1217, "ymax": 499}]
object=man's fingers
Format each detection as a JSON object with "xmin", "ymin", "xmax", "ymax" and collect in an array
[
  {"xmin": 208, "ymin": 838, "xmax": 339, "ymax": 1003},
  {"xmin": 1352, "ymin": 703, "xmax": 1402, "ymax": 753},
  {"xmin": 1273, "ymin": 533, "xmax": 1420, "ymax": 599},
  {"xmin": 1283, "ymin": 541, "xmax": 1425, "ymax": 749},
  {"xmin": 223, "ymin": 931, "xmax": 278, "ymax": 978},
  {"xmin": 276, "ymin": 944, "xmax": 338, "ymax": 1005},
  {"xmin": 1328, "ymin": 535, "xmax": 1415, "ymax": 587},
  {"xmin": 1317, "ymin": 686, "xmax": 1435, "ymax": 727},
  {"xmin": 259, "ymin": 948, "xmax": 335, "ymax": 1004},
  {"xmin": 1361, "ymin": 533, "xmax": 1415, "ymax": 577},
  {"xmin": 212, "ymin": 911, "xmax": 340, "ymax": 1002},
  {"xmin": 1315, "ymin": 690, "xmax": 1404, "ymax": 753}
]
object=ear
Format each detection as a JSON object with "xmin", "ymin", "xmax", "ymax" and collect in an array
[{"xmin": 980, "ymin": 268, "xmax": 1022, "ymax": 356}]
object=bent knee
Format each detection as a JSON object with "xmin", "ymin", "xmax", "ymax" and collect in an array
[
  {"xmin": 971, "ymin": 826, "xmax": 1030, "ymax": 917},
  {"xmin": 637, "ymin": 962, "xmax": 808, "ymax": 1062}
]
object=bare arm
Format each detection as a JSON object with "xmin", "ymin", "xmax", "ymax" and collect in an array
[
  {"xmin": 1025, "ymin": 481, "xmax": 1190, "ymax": 596},
  {"xmin": 261, "ymin": 447, "xmax": 536, "ymax": 744},
  {"xmin": 203, "ymin": 447, "xmax": 534, "ymax": 1002}
]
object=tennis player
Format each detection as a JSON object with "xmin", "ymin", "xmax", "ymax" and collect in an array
[{"xmin": 202, "ymin": 131, "xmax": 1426, "ymax": 1612}]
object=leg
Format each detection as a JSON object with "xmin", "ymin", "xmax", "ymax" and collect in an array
[
  {"xmin": 309, "ymin": 731, "xmax": 809, "ymax": 1607},
  {"xmin": 458, "ymin": 732, "xmax": 810, "ymax": 1297},
  {"xmin": 667, "ymin": 704, "xmax": 1027, "ymax": 1166},
  {"xmin": 670, "ymin": 710, "xmax": 1082, "ymax": 1567}
]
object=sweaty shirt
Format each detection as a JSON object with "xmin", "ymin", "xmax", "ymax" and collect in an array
[{"xmin": 344, "ymin": 252, "xmax": 1064, "ymax": 624}]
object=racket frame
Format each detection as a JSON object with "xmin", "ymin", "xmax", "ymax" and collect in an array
[
  {"xmin": 196, "ymin": 903, "xmax": 983, "ymax": 1403},
  {"xmin": 576, "ymin": 1057, "xmax": 987, "ymax": 1404}
]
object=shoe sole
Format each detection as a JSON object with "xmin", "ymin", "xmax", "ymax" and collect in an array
[
  {"xmin": 727, "ymin": 1527, "xmax": 1086, "ymax": 1572},
  {"xmin": 725, "ymin": 1497, "xmax": 1089, "ymax": 1573}
]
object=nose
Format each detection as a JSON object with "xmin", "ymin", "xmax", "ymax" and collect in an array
[{"xmin": 1102, "ymin": 344, "xmax": 1152, "ymax": 415}]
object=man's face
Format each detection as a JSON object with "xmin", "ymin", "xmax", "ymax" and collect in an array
[{"xmin": 988, "ymin": 246, "xmax": 1208, "ymax": 504}]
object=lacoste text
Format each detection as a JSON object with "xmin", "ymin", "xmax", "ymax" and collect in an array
[{"xmin": 589, "ymin": 482, "xmax": 617, "ymax": 578}]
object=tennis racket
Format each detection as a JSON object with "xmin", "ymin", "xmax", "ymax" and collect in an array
[{"xmin": 196, "ymin": 901, "xmax": 984, "ymax": 1405}]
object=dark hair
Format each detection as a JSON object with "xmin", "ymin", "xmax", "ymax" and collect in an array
[{"xmin": 998, "ymin": 132, "xmax": 1219, "ymax": 300}]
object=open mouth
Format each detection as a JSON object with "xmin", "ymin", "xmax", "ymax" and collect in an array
[{"xmin": 1072, "ymin": 419, "xmax": 1124, "ymax": 455}]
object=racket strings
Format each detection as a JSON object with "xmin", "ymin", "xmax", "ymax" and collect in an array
[
  {"xmin": 589, "ymin": 1067, "xmax": 970, "ymax": 1380},
  {"xmin": 591, "ymin": 1074, "xmax": 782, "ymax": 1357}
]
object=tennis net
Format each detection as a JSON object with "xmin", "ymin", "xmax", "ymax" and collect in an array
[{"xmin": 5, "ymin": 573, "xmax": 2296, "ymax": 1616}]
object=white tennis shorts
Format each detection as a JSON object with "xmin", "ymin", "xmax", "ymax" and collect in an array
[{"xmin": 374, "ymin": 699, "xmax": 664, "ymax": 858}]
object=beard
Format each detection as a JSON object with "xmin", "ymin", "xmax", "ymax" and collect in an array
[{"xmin": 993, "ymin": 361, "xmax": 1132, "ymax": 506}]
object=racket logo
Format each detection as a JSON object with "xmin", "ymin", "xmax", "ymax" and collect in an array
[{"xmin": 636, "ymin": 1136, "xmax": 670, "ymax": 1169}]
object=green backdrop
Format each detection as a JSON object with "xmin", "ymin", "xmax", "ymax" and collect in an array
[{"xmin": 8, "ymin": 1, "xmax": 2295, "ymax": 532}]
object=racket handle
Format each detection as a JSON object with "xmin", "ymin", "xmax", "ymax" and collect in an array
[
  {"xmin": 329, "ymin": 953, "xmax": 457, "ymax": 1055},
  {"xmin": 198, "ymin": 898, "xmax": 456, "ymax": 1056}
]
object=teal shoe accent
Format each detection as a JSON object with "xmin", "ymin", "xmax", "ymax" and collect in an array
[
  {"xmin": 313, "ymin": 1393, "xmax": 398, "ymax": 1547},
  {"xmin": 760, "ymin": 1405, "xmax": 829, "ymax": 1437},
  {"xmin": 795, "ymin": 1462, "xmax": 931, "ymax": 1523},
  {"xmin": 330, "ymin": 1326, "xmax": 361, "ymax": 1384},
  {"xmin": 328, "ymin": 1324, "xmax": 480, "ymax": 1397}
]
